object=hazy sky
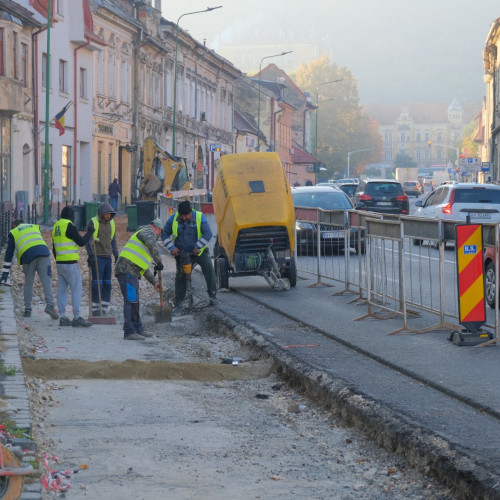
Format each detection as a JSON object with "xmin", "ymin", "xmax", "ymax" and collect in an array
[{"xmin": 161, "ymin": 1, "xmax": 500, "ymax": 106}]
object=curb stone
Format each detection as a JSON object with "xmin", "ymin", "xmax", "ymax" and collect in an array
[
  {"xmin": 0, "ymin": 285, "xmax": 41, "ymax": 500},
  {"xmin": 207, "ymin": 308, "xmax": 500, "ymax": 500}
]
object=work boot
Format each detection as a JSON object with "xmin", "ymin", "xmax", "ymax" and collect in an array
[
  {"xmin": 124, "ymin": 333, "xmax": 145, "ymax": 341},
  {"xmin": 139, "ymin": 331, "xmax": 154, "ymax": 338},
  {"xmin": 59, "ymin": 317, "xmax": 72, "ymax": 327},
  {"xmin": 209, "ymin": 293, "xmax": 218, "ymax": 305},
  {"xmin": 172, "ymin": 305, "xmax": 183, "ymax": 317},
  {"xmin": 23, "ymin": 308, "xmax": 31, "ymax": 318},
  {"xmin": 45, "ymin": 305, "xmax": 60, "ymax": 320},
  {"xmin": 72, "ymin": 317, "xmax": 92, "ymax": 328}
]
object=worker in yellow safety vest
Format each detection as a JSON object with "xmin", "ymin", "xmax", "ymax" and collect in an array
[
  {"xmin": 52, "ymin": 206, "xmax": 94, "ymax": 328},
  {"xmin": 114, "ymin": 218, "xmax": 163, "ymax": 341},
  {"xmin": 1, "ymin": 218, "xmax": 59, "ymax": 319}
]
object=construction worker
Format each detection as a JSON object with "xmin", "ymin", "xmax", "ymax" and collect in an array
[
  {"xmin": 52, "ymin": 206, "xmax": 94, "ymax": 328},
  {"xmin": 0, "ymin": 218, "xmax": 59, "ymax": 319},
  {"xmin": 115, "ymin": 219, "xmax": 163, "ymax": 341},
  {"xmin": 85, "ymin": 202, "xmax": 119, "ymax": 316},
  {"xmin": 162, "ymin": 200, "xmax": 217, "ymax": 316}
]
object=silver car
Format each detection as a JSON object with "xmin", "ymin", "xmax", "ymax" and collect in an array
[{"xmin": 414, "ymin": 183, "xmax": 500, "ymax": 222}]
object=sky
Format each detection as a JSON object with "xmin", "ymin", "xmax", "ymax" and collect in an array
[{"xmin": 161, "ymin": 0, "xmax": 500, "ymax": 107}]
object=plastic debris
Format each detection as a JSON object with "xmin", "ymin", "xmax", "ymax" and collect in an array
[{"xmin": 41, "ymin": 453, "xmax": 79, "ymax": 492}]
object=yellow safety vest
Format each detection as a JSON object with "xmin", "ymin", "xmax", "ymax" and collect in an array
[
  {"xmin": 10, "ymin": 224, "xmax": 47, "ymax": 265},
  {"xmin": 52, "ymin": 219, "xmax": 79, "ymax": 261},
  {"xmin": 118, "ymin": 229, "xmax": 152, "ymax": 275},
  {"xmin": 171, "ymin": 211, "xmax": 206, "ymax": 255},
  {"xmin": 91, "ymin": 216, "xmax": 115, "ymax": 241}
]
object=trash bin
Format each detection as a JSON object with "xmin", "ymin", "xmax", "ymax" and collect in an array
[
  {"xmin": 84, "ymin": 201, "xmax": 101, "ymax": 225},
  {"xmin": 126, "ymin": 204, "xmax": 137, "ymax": 232},
  {"xmin": 136, "ymin": 201, "xmax": 156, "ymax": 227},
  {"xmin": 72, "ymin": 205, "xmax": 85, "ymax": 231}
]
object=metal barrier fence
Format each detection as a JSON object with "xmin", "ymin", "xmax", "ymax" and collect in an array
[
  {"xmin": 0, "ymin": 204, "xmax": 40, "ymax": 250},
  {"xmin": 295, "ymin": 208, "xmax": 500, "ymax": 339}
]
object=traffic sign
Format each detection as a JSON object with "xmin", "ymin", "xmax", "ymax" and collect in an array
[
  {"xmin": 210, "ymin": 144, "xmax": 220, "ymax": 152},
  {"xmin": 482, "ymin": 162, "xmax": 490, "ymax": 173},
  {"xmin": 459, "ymin": 157, "xmax": 481, "ymax": 173}
]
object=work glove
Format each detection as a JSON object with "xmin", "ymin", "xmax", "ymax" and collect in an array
[
  {"xmin": 154, "ymin": 262, "xmax": 164, "ymax": 272},
  {"xmin": 0, "ymin": 272, "xmax": 9, "ymax": 283}
]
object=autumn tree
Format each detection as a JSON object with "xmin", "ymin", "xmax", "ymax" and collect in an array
[{"xmin": 292, "ymin": 55, "xmax": 381, "ymax": 179}]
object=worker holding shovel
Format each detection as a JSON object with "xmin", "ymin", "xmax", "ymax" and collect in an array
[
  {"xmin": 85, "ymin": 202, "xmax": 119, "ymax": 317},
  {"xmin": 115, "ymin": 219, "xmax": 164, "ymax": 341}
]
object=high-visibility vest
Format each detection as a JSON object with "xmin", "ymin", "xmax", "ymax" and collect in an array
[
  {"xmin": 52, "ymin": 219, "xmax": 79, "ymax": 261},
  {"xmin": 91, "ymin": 216, "xmax": 115, "ymax": 242},
  {"xmin": 10, "ymin": 224, "xmax": 47, "ymax": 265},
  {"xmin": 171, "ymin": 211, "xmax": 205, "ymax": 255},
  {"xmin": 118, "ymin": 229, "xmax": 152, "ymax": 275}
]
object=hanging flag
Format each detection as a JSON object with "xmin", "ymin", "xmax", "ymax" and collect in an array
[{"xmin": 54, "ymin": 101, "xmax": 72, "ymax": 136}]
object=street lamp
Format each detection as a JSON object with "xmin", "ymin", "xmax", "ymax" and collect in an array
[
  {"xmin": 347, "ymin": 148, "xmax": 374, "ymax": 178},
  {"xmin": 256, "ymin": 50, "xmax": 293, "ymax": 151},
  {"xmin": 313, "ymin": 80, "xmax": 343, "ymax": 184},
  {"xmin": 172, "ymin": 6, "xmax": 222, "ymax": 156}
]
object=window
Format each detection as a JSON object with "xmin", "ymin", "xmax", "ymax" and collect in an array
[
  {"xmin": 59, "ymin": 59, "xmax": 67, "ymax": 93},
  {"xmin": 12, "ymin": 32, "xmax": 17, "ymax": 79},
  {"xmin": 97, "ymin": 51, "xmax": 104, "ymax": 93},
  {"xmin": 437, "ymin": 131, "xmax": 442, "ymax": 142},
  {"xmin": 0, "ymin": 116, "xmax": 10, "ymax": 203},
  {"xmin": 79, "ymin": 67, "xmax": 87, "ymax": 99},
  {"xmin": 384, "ymin": 132, "xmax": 392, "ymax": 144},
  {"xmin": 20, "ymin": 43, "xmax": 27, "ymax": 85},
  {"xmin": 62, "ymin": 145, "xmax": 71, "ymax": 201},
  {"xmin": 108, "ymin": 52, "xmax": 114, "ymax": 97},
  {"xmin": 55, "ymin": 0, "xmax": 63, "ymax": 16},
  {"xmin": 0, "ymin": 28, "xmax": 4, "ymax": 76},
  {"xmin": 416, "ymin": 132, "xmax": 421, "ymax": 142},
  {"xmin": 42, "ymin": 52, "xmax": 47, "ymax": 87}
]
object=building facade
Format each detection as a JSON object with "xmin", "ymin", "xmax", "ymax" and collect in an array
[{"xmin": 365, "ymin": 101, "xmax": 479, "ymax": 170}]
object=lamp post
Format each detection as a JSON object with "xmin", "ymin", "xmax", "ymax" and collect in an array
[
  {"xmin": 172, "ymin": 6, "xmax": 222, "ymax": 156},
  {"xmin": 347, "ymin": 148, "xmax": 374, "ymax": 178},
  {"xmin": 313, "ymin": 80, "xmax": 343, "ymax": 184},
  {"xmin": 256, "ymin": 50, "xmax": 292, "ymax": 151}
]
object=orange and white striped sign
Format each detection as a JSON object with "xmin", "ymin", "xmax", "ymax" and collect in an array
[{"xmin": 456, "ymin": 224, "xmax": 485, "ymax": 329}]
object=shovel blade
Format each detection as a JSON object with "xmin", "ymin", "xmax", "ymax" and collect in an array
[{"xmin": 154, "ymin": 305, "xmax": 172, "ymax": 323}]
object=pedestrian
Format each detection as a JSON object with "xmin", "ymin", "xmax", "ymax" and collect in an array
[
  {"xmin": 0, "ymin": 219, "xmax": 59, "ymax": 319},
  {"xmin": 162, "ymin": 200, "xmax": 217, "ymax": 316},
  {"xmin": 52, "ymin": 206, "xmax": 94, "ymax": 328},
  {"xmin": 108, "ymin": 178, "xmax": 121, "ymax": 211},
  {"xmin": 85, "ymin": 202, "xmax": 119, "ymax": 316},
  {"xmin": 115, "ymin": 219, "xmax": 163, "ymax": 340}
]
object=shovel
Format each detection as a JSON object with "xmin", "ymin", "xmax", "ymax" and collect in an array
[{"xmin": 154, "ymin": 269, "xmax": 171, "ymax": 323}]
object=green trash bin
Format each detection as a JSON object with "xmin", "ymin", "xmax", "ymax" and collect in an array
[
  {"xmin": 126, "ymin": 204, "xmax": 137, "ymax": 232},
  {"xmin": 84, "ymin": 201, "xmax": 101, "ymax": 225}
]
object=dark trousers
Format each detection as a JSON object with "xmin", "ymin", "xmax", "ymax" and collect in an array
[
  {"xmin": 117, "ymin": 273, "xmax": 143, "ymax": 336},
  {"xmin": 90, "ymin": 256, "xmax": 112, "ymax": 315},
  {"xmin": 174, "ymin": 251, "xmax": 217, "ymax": 305}
]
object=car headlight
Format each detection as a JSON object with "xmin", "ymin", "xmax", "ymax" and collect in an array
[{"xmin": 296, "ymin": 221, "xmax": 316, "ymax": 230}]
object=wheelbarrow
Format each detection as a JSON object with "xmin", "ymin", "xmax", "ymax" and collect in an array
[{"xmin": 0, "ymin": 443, "xmax": 33, "ymax": 499}]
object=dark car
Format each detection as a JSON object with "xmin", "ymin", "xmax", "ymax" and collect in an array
[
  {"xmin": 402, "ymin": 180, "xmax": 423, "ymax": 197},
  {"xmin": 292, "ymin": 186, "xmax": 363, "ymax": 255},
  {"xmin": 338, "ymin": 183, "xmax": 358, "ymax": 202},
  {"xmin": 354, "ymin": 179, "xmax": 409, "ymax": 215}
]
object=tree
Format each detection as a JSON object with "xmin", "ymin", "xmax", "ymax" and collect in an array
[
  {"xmin": 394, "ymin": 152, "xmax": 416, "ymax": 167},
  {"xmin": 291, "ymin": 55, "xmax": 382, "ymax": 179}
]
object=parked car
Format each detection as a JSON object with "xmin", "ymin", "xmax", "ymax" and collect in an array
[
  {"xmin": 292, "ymin": 186, "xmax": 363, "ymax": 254},
  {"xmin": 354, "ymin": 179, "xmax": 410, "ymax": 215},
  {"xmin": 402, "ymin": 180, "xmax": 423, "ymax": 197},
  {"xmin": 414, "ymin": 183, "xmax": 500, "ymax": 223}
]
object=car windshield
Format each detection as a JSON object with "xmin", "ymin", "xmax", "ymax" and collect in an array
[
  {"xmin": 454, "ymin": 188, "xmax": 500, "ymax": 204},
  {"xmin": 293, "ymin": 192, "xmax": 352, "ymax": 210},
  {"xmin": 340, "ymin": 185, "xmax": 357, "ymax": 196},
  {"xmin": 365, "ymin": 183, "xmax": 403, "ymax": 195}
]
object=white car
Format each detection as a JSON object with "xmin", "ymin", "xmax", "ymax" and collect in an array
[{"xmin": 414, "ymin": 183, "xmax": 500, "ymax": 222}]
